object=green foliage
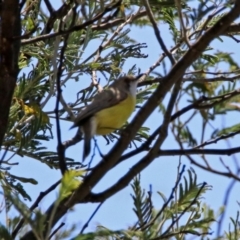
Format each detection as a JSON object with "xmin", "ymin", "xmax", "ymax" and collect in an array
[
  {"xmin": 212, "ymin": 123, "xmax": 240, "ymax": 138},
  {"xmin": 59, "ymin": 169, "xmax": 84, "ymax": 201},
  {"xmin": 0, "ymin": 224, "xmax": 13, "ymax": 240},
  {"xmin": 226, "ymin": 211, "xmax": 240, "ymax": 240},
  {"xmin": 73, "ymin": 168, "xmax": 216, "ymax": 239},
  {"xmin": 1, "ymin": 0, "xmax": 240, "ymax": 239}
]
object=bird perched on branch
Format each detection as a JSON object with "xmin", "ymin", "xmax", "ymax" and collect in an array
[{"xmin": 71, "ymin": 74, "xmax": 143, "ymax": 160}]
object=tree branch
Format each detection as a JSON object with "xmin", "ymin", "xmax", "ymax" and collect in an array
[
  {"xmin": 21, "ymin": 0, "xmax": 122, "ymax": 45},
  {"xmin": 142, "ymin": 0, "xmax": 175, "ymax": 65},
  {"xmin": 0, "ymin": 1, "xmax": 21, "ymax": 148}
]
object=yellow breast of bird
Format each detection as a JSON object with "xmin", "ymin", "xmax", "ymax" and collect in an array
[{"xmin": 95, "ymin": 94, "xmax": 136, "ymax": 135}]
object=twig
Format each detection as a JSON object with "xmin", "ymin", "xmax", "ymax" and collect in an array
[
  {"xmin": 116, "ymin": 89, "xmax": 240, "ymax": 167},
  {"xmin": 44, "ymin": 0, "xmax": 54, "ymax": 14},
  {"xmin": 195, "ymin": 130, "xmax": 240, "ymax": 149},
  {"xmin": 59, "ymin": 94, "xmax": 75, "ymax": 121},
  {"xmin": 196, "ymin": 5, "xmax": 225, "ymax": 40},
  {"xmin": 185, "ymin": 69, "xmax": 240, "ymax": 75},
  {"xmin": 138, "ymin": 74, "xmax": 240, "ymax": 86},
  {"xmin": 0, "ymin": 146, "xmax": 9, "ymax": 166},
  {"xmin": 19, "ymin": 0, "xmax": 27, "ymax": 10},
  {"xmin": 49, "ymin": 222, "xmax": 65, "ymax": 239},
  {"xmin": 143, "ymin": 41, "xmax": 184, "ymax": 77},
  {"xmin": 184, "ymin": 74, "xmax": 240, "ymax": 83},
  {"xmin": 160, "ymin": 183, "xmax": 207, "ymax": 238},
  {"xmin": 41, "ymin": 2, "xmax": 72, "ymax": 35},
  {"xmin": 91, "ymin": 71, "xmax": 103, "ymax": 93},
  {"xmin": 15, "ymin": 24, "xmax": 39, "ymax": 40},
  {"xmin": 21, "ymin": 0, "xmax": 122, "ymax": 45},
  {"xmin": 142, "ymin": 0, "xmax": 175, "ymax": 65},
  {"xmin": 62, "ymin": 128, "xmax": 84, "ymax": 150},
  {"xmin": 83, "ymin": 143, "xmax": 240, "ymax": 203},
  {"xmin": 217, "ymin": 150, "xmax": 240, "ymax": 236},
  {"xmin": 54, "ymin": 8, "xmax": 79, "ymax": 174},
  {"xmin": 79, "ymin": 202, "xmax": 103, "ymax": 234},
  {"xmin": 187, "ymin": 155, "xmax": 240, "ymax": 181},
  {"xmin": 81, "ymin": 8, "xmax": 140, "ymax": 65},
  {"xmin": 175, "ymin": 0, "xmax": 191, "ymax": 47},
  {"xmin": 175, "ymin": 157, "xmax": 182, "ymax": 230},
  {"xmin": 40, "ymin": 37, "xmax": 60, "ymax": 109},
  {"xmin": 150, "ymin": 230, "xmax": 211, "ymax": 239},
  {"xmin": 140, "ymin": 165, "xmax": 185, "ymax": 231},
  {"xmin": 55, "ymin": 34, "xmax": 69, "ymax": 175},
  {"xmin": 12, "ymin": 180, "xmax": 60, "ymax": 238},
  {"xmin": 217, "ymin": 179, "xmax": 236, "ymax": 237}
]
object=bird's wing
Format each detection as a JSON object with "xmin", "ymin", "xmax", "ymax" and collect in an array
[{"xmin": 71, "ymin": 87, "xmax": 128, "ymax": 128}]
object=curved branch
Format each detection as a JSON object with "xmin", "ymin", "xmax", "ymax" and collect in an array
[{"xmin": 83, "ymin": 145, "xmax": 240, "ymax": 203}]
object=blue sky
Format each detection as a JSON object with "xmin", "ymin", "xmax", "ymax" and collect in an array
[{"xmin": 2, "ymin": 1, "xmax": 240, "ymax": 239}]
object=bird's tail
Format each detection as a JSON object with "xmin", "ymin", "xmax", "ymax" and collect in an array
[
  {"xmin": 82, "ymin": 118, "xmax": 95, "ymax": 161},
  {"xmin": 83, "ymin": 134, "xmax": 91, "ymax": 161}
]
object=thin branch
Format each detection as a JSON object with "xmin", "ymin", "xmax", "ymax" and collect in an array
[
  {"xmin": 43, "ymin": 0, "xmax": 54, "ymax": 14},
  {"xmin": 187, "ymin": 155, "xmax": 240, "ymax": 181},
  {"xmin": 19, "ymin": 0, "xmax": 27, "ymax": 10},
  {"xmin": 150, "ymin": 230, "xmax": 211, "ymax": 239},
  {"xmin": 55, "ymin": 35, "xmax": 69, "ymax": 174},
  {"xmin": 62, "ymin": 128, "xmax": 84, "ymax": 150},
  {"xmin": 185, "ymin": 69, "xmax": 240, "ymax": 75},
  {"xmin": 183, "ymin": 74, "xmax": 240, "ymax": 83},
  {"xmin": 140, "ymin": 165, "xmax": 185, "ymax": 231},
  {"xmin": 116, "ymin": 89, "xmax": 240, "ymax": 166},
  {"xmin": 175, "ymin": 0, "xmax": 191, "ymax": 47},
  {"xmin": 226, "ymin": 22, "xmax": 240, "ymax": 33},
  {"xmin": 196, "ymin": 5, "xmax": 224, "ymax": 40},
  {"xmin": 195, "ymin": 130, "xmax": 240, "ymax": 149},
  {"xmin": 40, "ymin": 37, "xmax": 61, "ymax": 109},
  {"xmin": 143, "ymin": 42, "xmax": 184, "ymax": 77},
  {"xmin": 158, "ymin": 146, "xmax": 240, "ymax": 158},
  {"xmin": 217, "ymin": 144, "xmax": 240, "ymax": 236},
  {"xmin": 0, "ymin": 147, "xmax": 9, "ymax": 166},
  {"xmin": 21, "ymin": 0, "xmax": 122, "ymax": 45},
  {"xmin": 160, "ymin": 183, "xmax": 207, "ymax": 238},
  {"xmin": 172, "ymin": 89, "xmax": 240, "ymax": 117},
  {"xmin": 142, "ymin": 0, "xmax": 175, "ymax": 65},
  {"xmin": 41, "ymin": 2, "xmax": 72, "ymax": 35},
  {"xmin": 81, "ymin": 9, "xmax": 139, "ymax": 65},
  {"xmin": 15, "ymin": 24, "xmax": 39, "ymax": 40},
  {"xmin": 217, "ymin": 178, "xmax": 236, "ymax": 236},
  {"xmin": 12, "ymin": 180, "xmax": 60, "ymax": 238},
  {"xmin": 139, "ymin": 74, "xmax": 240, "ymax": 86},
  {"xmin": 55, "ymin": 5, "xmax": 80, "ymax": 173},
  {"xmin": 79, "ymin": 202, "xmax": 103, "ymax": 234},
  {"xmin": 48, "ymin": 222, "xmax": 65, "ymax": 239},
  {"xmin": 83, "ymin": 142, "xmax": 240, "ymax": 203}
]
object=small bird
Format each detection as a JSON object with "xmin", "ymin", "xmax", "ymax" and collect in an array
[{"xmin": 71, "ymin": 74, "xmax": 143, "ymax": 160}]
